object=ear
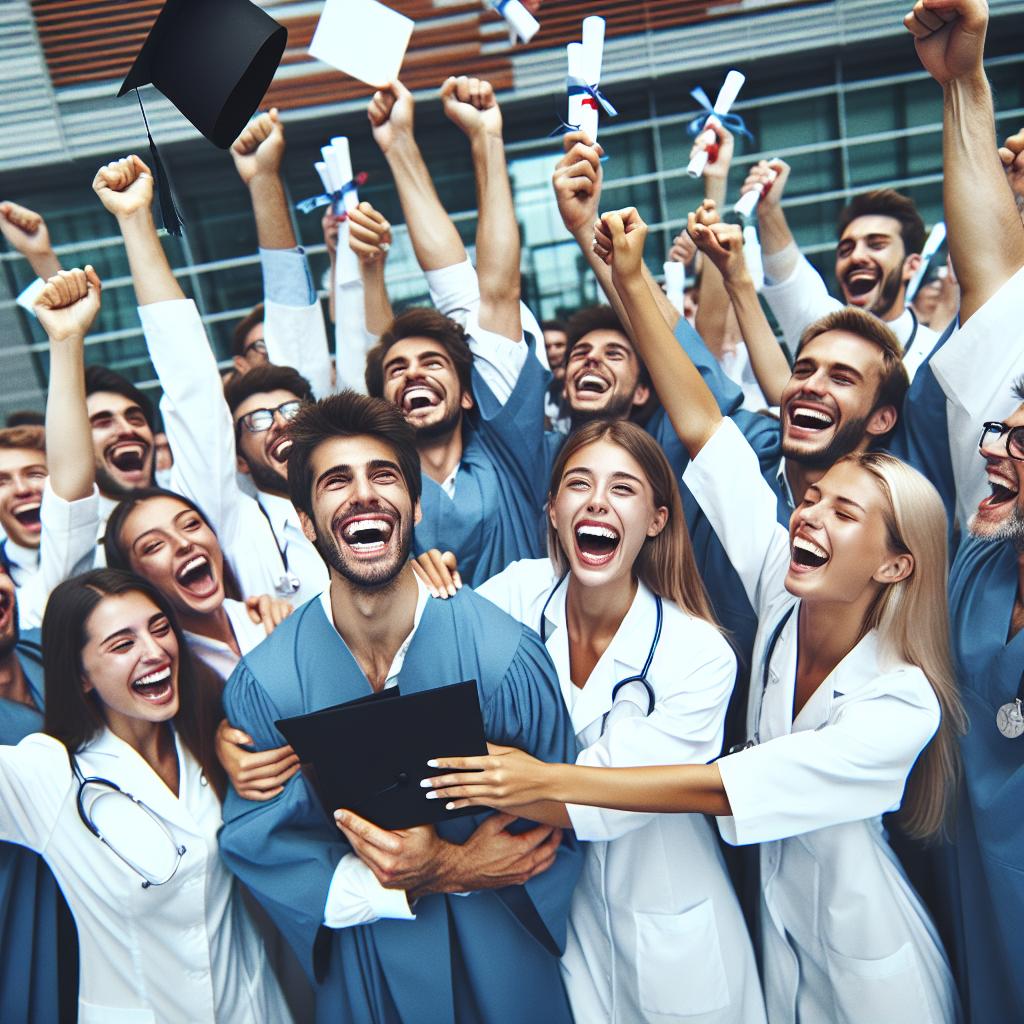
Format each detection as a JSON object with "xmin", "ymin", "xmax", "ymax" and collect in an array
[
  {"xmin": 236, "ymin": 453, "xmax": 251, "ymax": 476},
  {"xmin": 298, "ymin": 509, "xmax": 317, "ymax": 545},
  {"xmin": 872, "ymin": 551, "xmax": 914, "ymax": 585},
  {"xmin": 865, "ymin": 403, "xmax": 898, "ymax": 438},
  {"xmin": 901, "ymin": 252, "xmax": 922, "ymax": 284},
  {"xmin": 232, "ymin": 355, "xmax": 249, "ymax": 375},
  {"xmin": 647, "ymin": 505, "xmax": 669, "ymax": 538},
  {"xmin": 547, "ymin": 497, "xmax": 558, "ymax": 534},
  {"xmin": 81, "ymin": 674, "xmax": 93, "ymax": 695},
  {"xmin": 631, "ymin": 383, "xmax": 651, "ymax": 410},
  {"xmin": 413, "ymin": 499, "xmax": 423, "ymax": 527},
  {"xmin": 460, "ymin": 388, "xmax": 475, "ymax": 413}
]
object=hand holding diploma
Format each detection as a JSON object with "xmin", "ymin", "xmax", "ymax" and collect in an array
[
  {"xmin": 687, "ymin": 70, "xmax": 746, "ymax": 178},
  {"xmin": 738, "ymin": 158, "xmax": 790, "ymax": 217},
  {"xmin": 565, "ymin": 16, "xmax": 616, "ymax": 141},
  {"xmin": 485, "ymin": 0, "xmax": 540, "ymax": 44}
]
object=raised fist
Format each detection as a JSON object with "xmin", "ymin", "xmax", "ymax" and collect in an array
[
  {"xmin": 368, "ymin": 81, "xmax": 415, "ymax": 155},
  {"xmin": 34, "ymin": 266, "xmax": 102, "ymax": 344},
  {"xmin": 999, "ymin": 126, "xmax": 1024, "ymax": 209},
  {"xmin": 738, "ymin": 158, "xmax": 790, "ymax": 212},
  {"xmin": 0, "ymin": 202, "xmax": 52, "ymax": 258},
  {"xmin": 687, "ymin": 204, "xmax": 748, "ymax": 283},
  {"xmin": 231, "ymin": 108, "xmax": 286, "ymax": 185},
  {"xmin": 92, "ymin": 155, "xmax": 153, "ymax": 220},
  {"xmin": 904, "ymin": 0, "xmax": 988, "ymax": 85},
  {"xmin": 593, "ymin": 207, "xmax": 648, "ymax": 287},
  {"xmin": 348, "ymin": 202, "xmax": 392, "ymax": 264},
  {"xmin": 441, "ymin": 76, "xmax": 503, "ymax": 140}
]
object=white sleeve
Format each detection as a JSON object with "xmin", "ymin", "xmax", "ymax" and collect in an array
[
  {"xmin": 0, "ymin": 734, "xmax": 68, "ymax": 852},
  {"xmin": 333, "ymin": 278, "xmax": 378, "ymax": 396},
  {"xmin": 265, "ymin": 297, "xmax": 333, "ymax": 401},
  {"xmin": 760, "ymin": 252, "xmax": 843, "ymax": 357},
  {"xmin": 682, "ymin": 418, "xmax": 793, "ymax": 620},
  {"xmin": 715, "ymin": 675, "xmax": 938, "ymax": 845},
  {"xmin": 323, "ymin": 852, "xmax": 416, "ymax": 927},
  {"xmin": 16, "ymin": 480, "xmax": 99, "ymax": 630},
  {"xmin": 425, "ymin": 259, "xmax": 480, "ymax": 326},
  {"xmin": 930, "ymin": 265, "xmax": 1024, "ymax": 529},
  {"xmin": 568, "ymin": 629, "xmax": 736, "ymax": 843},
  {"xmin": 139, "ymin": 300, "xmax": 244, "ymax": 546},
  {"xmin": 465, "ymin": 308, "xmax": 529, "ymax": 407}
]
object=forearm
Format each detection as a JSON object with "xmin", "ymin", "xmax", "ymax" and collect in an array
[
  {"xmin": 725, "ymin": 273, "xmax": 791, "ymax": 405},
  {"xmin": 118, "ymin": 211, "xmax": 185, "ymax": 305},
  {"xmin": 45, "ymin": 338, "xmax": 94, "ymax": 500},
  {"xmin": 385, "ymin": 139, "xmax": 466, "ymax": 272},
  {"xmin": 944, "ymin": 71, "xmax": 1024, "ymax": 320},
  {"xmin": 615, "ymin": 273, "xmax": 722, "ymax": 456},
  {"xmin": 502, "ymin": 801, "xmax": 572, "ymax": 829},
  {"xmin": 360, "ymin": 260, "xmax": 393, "ymax": 336},
  {"xmin": 756, "ymin": 201, "xmax": 798, "ymax": 271},
  {"xmin": 471, "ymin": 132, "xmax": 521, "ymax": 338},
  {"xmin": 248, "ymin": 174, "xmax": 298, "ymax": 251},
  {"xmin": 695, "ymin": 261, "xmax": 734, "ymax": 360},
  {"xmin": 543, "ymin": 760, "xmax": 729, "ymax": 816},
  {"xmin": 26, "ymin": 250, "xmax": 61, "ymax": 280}
]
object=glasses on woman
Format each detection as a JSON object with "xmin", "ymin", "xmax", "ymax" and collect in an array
[
  {"xmin": 236, "ymin": 400, "xmax": 302, "ymax": 434},
  {"xmin": 979, "ymin": 421, "xmax": 1024, "ymax": 461},
  {"xmin": 70, "ymin": 753, "xmax": 186, "ymax": 889}
]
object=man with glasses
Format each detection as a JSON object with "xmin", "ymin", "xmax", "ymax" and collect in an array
[
  {"xmin": 903, "ymin": 0, "xmax": 1024, "ymax": 1018},
  {"xmin": 93, "ymin": 152, "xmax": 328, "ymax": 604}
]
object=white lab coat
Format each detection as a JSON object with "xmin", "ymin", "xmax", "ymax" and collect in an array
[
  {"xmin": 684, "ymin": 418, "xmax": 960, "ymax": 1024},
  {"xmin": 183, "ymin": 597, "xmax": 270, "ymax": 681},
  {"xmin": 478, "ymin": 560, "xmax": 766, "ymax": 1023},
  {"xmin": 0, "ymin": 727, "xmax": 291, "ymax": 1023}
]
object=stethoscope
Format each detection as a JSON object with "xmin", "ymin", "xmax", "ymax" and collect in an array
[
  {"xmin": 539, "ymin": 573, "xmax": 663, "ymax": 731},
  {"xmin": 254, "ymin": 499, "xmax": 301, "ymax": 596}
]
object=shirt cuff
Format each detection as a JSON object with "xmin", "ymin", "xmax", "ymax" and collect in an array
[
  {"xmin": 41, "ymin": 478, "xmax": 100, "ymax": 528},
  {"xmin": 761, "ymin": 242, "xmax": 800, "ymax": 286},
  {"xmin": 259, "ymin": 247, "xmax": 317, "ymax": 307},
  {"xmin": 323, "ymin": 853, "xmax": 416, "ymax": 928}
]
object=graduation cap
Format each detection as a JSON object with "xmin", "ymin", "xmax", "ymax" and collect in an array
[{"xmin": 119, "ymin": 0, "xmax": 288, "ymax": 233}]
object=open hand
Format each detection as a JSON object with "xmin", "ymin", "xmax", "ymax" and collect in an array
[
  {"xmin": 92, "ymin": 155, "xmax": 153, "ymax": 220},
  {"xmin": 411, "ymin": 548, "xmax": 461, "ymax": 598},
  {"xmin": 424, "ymin": 743, "xmax": 556, "ymax": 810},
  {"xmin": 231, "ymin": 108, "xmax": 286, "ymax": 185},
  {"xmin": 34, "ymin": 266, "xmax": 102, "ymax": 343},
  {"xmin": 441, "ymin": 76, "xmax": 503, "ymax": 140}
]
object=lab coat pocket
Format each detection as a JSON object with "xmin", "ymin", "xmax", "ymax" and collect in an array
[
  {"xmin": 79, "ymin": 1001, "xmax": 156, "ymax": 1024},
  {"xmin": 635, "ymin": 899, "xmax": 731, "ymax": 1018},
  {"xmin": 825, "ymin": 940, "xmax": 929, "ymax": 1024}
]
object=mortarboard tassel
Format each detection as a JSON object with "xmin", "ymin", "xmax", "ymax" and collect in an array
[{"xmin": 136, "ymin": 90, "xmax": 184, "ymax": 238}]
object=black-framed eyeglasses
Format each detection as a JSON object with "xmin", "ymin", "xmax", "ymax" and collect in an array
[
  {"xmin": 68, "ymin": 751, "xmax": 186, "ymax": 889},
  {"xmin": 243, "ymin": 338, "xmax": 268, "ymax": 357},
  {"xmin": 979, "ymin": 421, "xmax": 1024, "ymax": 461},
  {"xmin": 236, "ymin": 400, "xmax": 302, "ymax": 434}
]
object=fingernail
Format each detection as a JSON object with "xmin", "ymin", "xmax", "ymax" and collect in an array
[
  {"xmin": 446, "ymin": 802, "xmax": 456, "ymax": 811},
  {"xmin": 447, "ymin": 585, "xmax": 456, "ymax": 597},
  {"xmin": 425, "ymin": 791, "xmax": 438, "ymax": 800},
  {"xmin": 419, "ymin": 778, "xmax": 433, "ymax": 788},
  {"xmin": 427, "ymin": 759, "xmax": 438, "ymax": 767},
  {"xmin": 334, "ymin": 811, "xmax": 347, "ymax": 824}
]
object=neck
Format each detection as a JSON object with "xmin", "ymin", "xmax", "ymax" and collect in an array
[
  {"xmin": 179, "ymin": 603, "xmax": 239, "ymax": 656},
  {"xmin": 106, "ymin": 714, "xmax": 174, "ymax": 774},
  {"xmin": 257, "ymin": 479, "xmax": 290, "ymax": 500},
  {"xmin": 565, "ymin": 572, "xmax": 636, "ymax": 636},
  {"xmin": 0, "ymin": 649, "xmax": 32, "ymax": 709},
  {"xmin": 878, "ymin": 291, "xmax": 908, "ymax": 324},
  {"xmin": 797, "ymin": 591, "xmax": 875, "ymax": 678},
  {"xmin": 417, "ymin": 425, "xmax": 463, "ymax": 486},
  {"xmin": 330, "ymin": 565, "xmax": 420, "ymax": 690}
]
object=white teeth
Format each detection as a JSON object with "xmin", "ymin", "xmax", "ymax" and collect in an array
[
  {"xmin": 792, "ymin": 407, "xmax": 833, "ymax": 425},
  {"xmin": 271, "ymin": 438, "xmax": 293, "ymax": 460},
  {"xmin": 343, "ymin": 518, "xmax": 390, "ymax": 539},
  {"xmin": 403, "ymin": 386, "xmax": 438, "ymax": 411},
  {"xmin": 577, "ymin": 373, "xmax": 608, "ymax": 393},
  {"xmin": 14, "ymin": 502, "xmax": 40, "ymax": 514},
  {"xmin": 577, "ymin": 524, "xmax": 618, "ymax": 540},
  {"xmin": 793, "ymin": 536, "xmax": 828, "ymax": 559},
  {"xmin": 112, "ymin": 442, "xmax": 145, "ymax": 457},
  {"xmin": 134, "ymin": 667, "xmax": 171, "ymax": 687},
  {"xmin": 179, "ymin": 556, "xmax": 207, "ymax": 576}
]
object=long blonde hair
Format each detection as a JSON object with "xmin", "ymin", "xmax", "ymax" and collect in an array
[
  {"xmin": 838, "ymin": 451, "xmax": 966, "ymax": 840},
  {"xmin": 546, "ymin": 420, "xmax": 719, "ymax": 629}
]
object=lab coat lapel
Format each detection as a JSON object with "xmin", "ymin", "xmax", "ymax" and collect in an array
[
  {"xmin": 791, "ymin": 629, "xmax": 882, "ymax": 732},
  {"xmin": 759, "ymin": 608, "xmax": 799, "ymax": 741},
  {"xmin": 539, "ymin": 575, "xmax": 576, "ymax": 715}
]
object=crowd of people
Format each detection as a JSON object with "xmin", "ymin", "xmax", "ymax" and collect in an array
[{"xmin": 0, "ymin": 0, "xmax": 1022, "ymax": 1020}]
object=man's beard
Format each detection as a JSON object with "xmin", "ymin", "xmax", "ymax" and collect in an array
[
  {"xmin": 0, "ymin": 614, "xmax": 20, "ymax": 660},
  {"xmin": 245, "ymin": 457, "xmax": 289, "ymax": 496},
  {"xmin": 313, "ymin": 509, "xmax": 411, "ymax": 591},
  {"xmin": 410, "ymin": 402, "xmax": 462, "ymax": 442},
  {"xmin": 95, "ymin": 460, "xmax": 154, "ymax": 499},
  {"xmin": 782, "ymin": 411, "xmax": 873, "ymax": 470},
  {"xmin": 865, "ymin": 264, "xmax": 904, "ymax": 319},
  {"xmin": 569, "ymin": 387, "xmax": 637, "ymax": 428},
  {"xmin": 970, "ymin": 502, "xmax": 1024, "ymax": 553}
]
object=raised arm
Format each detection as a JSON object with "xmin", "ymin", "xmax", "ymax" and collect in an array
[
  {"xmin": 347, "ymin": 201, "xmax": 394, "ymax": 337},
  {"xmin": 232, "ymin": 108, "xmax": 297, "ymax": 251},
  {"xmin": 739, "ymin": 158, "xmax": 795, "ymax": 275},
  {"xmin": 905, "ymin": 0, "xmax": 1024, "ymax": 321},
  {"xmin": 689, "ymin": 203, "xmax": 791, "ymax": 406},
  {"xmin": 35, "ymin": 268, "xmax": 100, "ymax": 501},
  {"xmin": 369, "ymin": 80, "xmax": 466, "ymax": 273},
  {"xmin": 0, "ymin": 202, "xmax": 61, "ymax": 281}
]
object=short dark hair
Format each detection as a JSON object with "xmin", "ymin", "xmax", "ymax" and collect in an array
[
  {"xmin": 365, "ymin": 308, "xmax": 473, "ymax": 399},
  {"xmin": 223, "ymin": 362, "xmax": 314, "ymax": 417},
  {"xmin": 0, "ymin": 425, "xmax": 45, "ymax": 454},
  {"xmin": 5, "ymin": 410, "xmax": 44, "ymax": 428},
  {"xmin": 42, "ymin": 568, "xmax": 226, "ymax": 796},
  {"xmin": 541, "ymin": 319, "xmax": 568, "ymax": 335},
  {"xmin": 836, "ymin": 189, "xmax": 926, "ymax": 257},
  {"xmin": 286, "ymin": 390, "xmax": 422, "ymax": 520},
  {"xmin": 84, "ymin": 365, "xmax": 155, "ymax": 428},
  {"xmin": 1012, "ymin": 374, "xmax": 1024, "ymax": 404},
  {"xmin": 232, "ymin": 303, "xmax": 265, "ymax": 358}
]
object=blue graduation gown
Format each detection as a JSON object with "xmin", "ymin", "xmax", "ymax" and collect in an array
[
  {"xmin": 414, "ymin": 341, "xmax": 549, "ymax": 588},
  {"xmin": 219, "ymin": 590, "xmax": 581, "ymax": 1024},
  {"xmin": 0, "ymin": 631, "xmax": 66, "ymax": 1023},
  {"xmin": 946, "ymin": 534, "xmax": 1024, "ymax": 1021}
]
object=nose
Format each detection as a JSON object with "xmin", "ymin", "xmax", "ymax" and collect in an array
[
  {"xmin": 980, "ymin": 432, "xmax": 1011, "ymax": 460},
  {"xmin": 172, "ymin": 530, "xmax": 195, "ymax": 555},
  {"xmin": 351, "ymin": 470, "xmax": 377, "ymax": 505},
  {"xmin": 800, "ymin": 368, "xmax": 829, "ymax": 396},
  {"xmin": 138, "ymin": 630, "xmax": 168, "ymax": 663},
  {"xmin": 271, "ymin": 407, "xmax": 292, "ymax": 430}
]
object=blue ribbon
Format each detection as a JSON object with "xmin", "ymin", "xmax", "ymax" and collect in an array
[
  {"xmin": 295, "ymin": 175, "xmax": 363, "ymax": 215},
  {"xmin": 686, "ymin": 86, "xmax": 752, "ymax": 141},
  {"xmin": 567, "ymin": 75, "xmax": 618, "ymax": 117}
]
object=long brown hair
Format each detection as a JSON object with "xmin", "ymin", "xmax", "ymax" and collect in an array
[
  {"xmin": 42, "ymin": 569, "xmax": 227, "ymax": 799},
  {"xmin": 546, "ymin": 419, "xmax": 719, "ymax": 628},
  {"xmin": 837, "ymin": 451, "xmax": 965, "ymax": 840}
]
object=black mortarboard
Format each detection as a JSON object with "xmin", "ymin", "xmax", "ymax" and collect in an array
[
  {"xmin": 276, "ymin": 680, "xmax": 488, "ymax": 831},
  {"xmin": 119, "ymin": 0, "xmax": 287, "ymax": 150}
]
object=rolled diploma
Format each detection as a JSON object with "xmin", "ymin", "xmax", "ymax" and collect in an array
[
  {"xmin": 491, "ymin": 0, "xmax": 539, "ymax": 43},
  {"xmin": 329, "ymin": 137, "xmax": 362, "ymax": 286},
  {"xmin": 905, "ymin": 221, "xmax": 946, "ymax": 302},
  {"xmin": 664, "ymin": 261, "xmax": 685, "ymax": 314},
  {"xmin": 567, "ymin": 43, "xmax": 586, "ymax": 135},
  {"xmin": 320, "ymin": 146, "xmax": 342, "ymax": 210},
  {"xmin": 687, "ymin": 69, "xmax": 746, "ymax": 178},
  {"xmin": 734, "ymin": 165, "xmax": 778, "ymax": 220},
  {"xmin": 578, "ymin": 16, "xmax": 605, "ymax": 142},
  {"xmin": 742, "ymin": 224, "xmax": 765, "ymax": 292}
]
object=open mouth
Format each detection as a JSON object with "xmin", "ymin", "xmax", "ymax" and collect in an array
[
  {"xmin": 131, "ymin": 665, "xmax": 175, "ymax": 704},
  {"xmin": 843, "ymin": 268, "xmax": 879, "ymax": 299},
  {"xmin": 787, "ymin": 404, "xmax": 835, "ymax": 433},
  {"xmin": 401, "ymin": 385, "xmax": 442, "ymax": 414},
  {"xmin": 107, "ymin": 441, "xmax": 148, "ymax": 475},
  {"xmin": 979, "ymin": 470, "xmax": 1020, "ymax": 512},
  {"xmin": 574, "ymin": 372, "xmax": 610, "ymax": 396},
  {"xmin": 12, "ymin": 501, "xmax": 41, "ymax": 531},
  {"xmin": 339, "ymin": 515, "xmax": 395, "ymax": 555},
  {"xmin": 791, "ymin": 535, "xmax": 830, "ymax": 570},
  {"xmin": 174, "ymin": 554, "xmax": 218, "ymax": 599},
  {"xmin": 574, "ymin": 521, "xmax": 621, "ymax": 566},
  {"xmin": 269, "ymin": 436, "xmax": 293, "ymax": 465}
]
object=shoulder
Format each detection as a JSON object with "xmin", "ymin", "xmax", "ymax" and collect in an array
[
  {"xmin": 654, "ymin": 601, "xmax": 736, "ymax": 676},
  {"xmin": 476, "ymin": 558, "xmax": 556, "ymax": 616}
]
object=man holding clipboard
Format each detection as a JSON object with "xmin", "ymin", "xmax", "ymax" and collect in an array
[{"xmin": 218, "ymin": 390, "xmax": 580, "ymax": 1023}]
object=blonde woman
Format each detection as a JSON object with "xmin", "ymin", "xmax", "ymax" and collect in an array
[
  {"xmin": 418, "ymin": 416, "xmax": 765, "ymax": 1023},
  {"xmin": 425, "ymin": 209, "xmax": 964, "ymax": 1024}
]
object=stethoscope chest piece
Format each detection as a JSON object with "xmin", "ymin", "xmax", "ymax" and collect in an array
[{"xmin": 997, "ymin": 698, "xmax": 1024, "ymax": 739}]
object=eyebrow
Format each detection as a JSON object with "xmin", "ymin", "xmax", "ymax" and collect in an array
[
  {"xmin": 564, "ymin": 467, "xmax": 645, "ymax": 486},
  {"xmin": 100, "ymin": 613, "xmax": 167, "ymax": 647},
  {"xmin": 89, "ymin": 404, "xmax": 144, "ymax": 422},
  {"xmin": 315, "ymin": 459, "xmax": 402, "ymax": 489},
  {"xmin": 793, "ymin": 358, "xmax": 865, "ymax": 382},
  {"xmin": 383, "ymin": 348, "xmax": 451, "ymax": 370},
  {"xmin": 835, "ymin": 495, "xmax": 867, "ymax": 513}
]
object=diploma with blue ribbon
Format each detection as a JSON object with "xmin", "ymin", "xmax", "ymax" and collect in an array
[
  {"xmin": 686, "ymin": 70, "xmax": 750, "ymax": 178},
  {"xmin": 485, "ymin": 0, "xmax": 539, "ymax": 44},
  {"xmin": 557, "ymin": 16, "xmax": 615, "ymax": 141}
]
